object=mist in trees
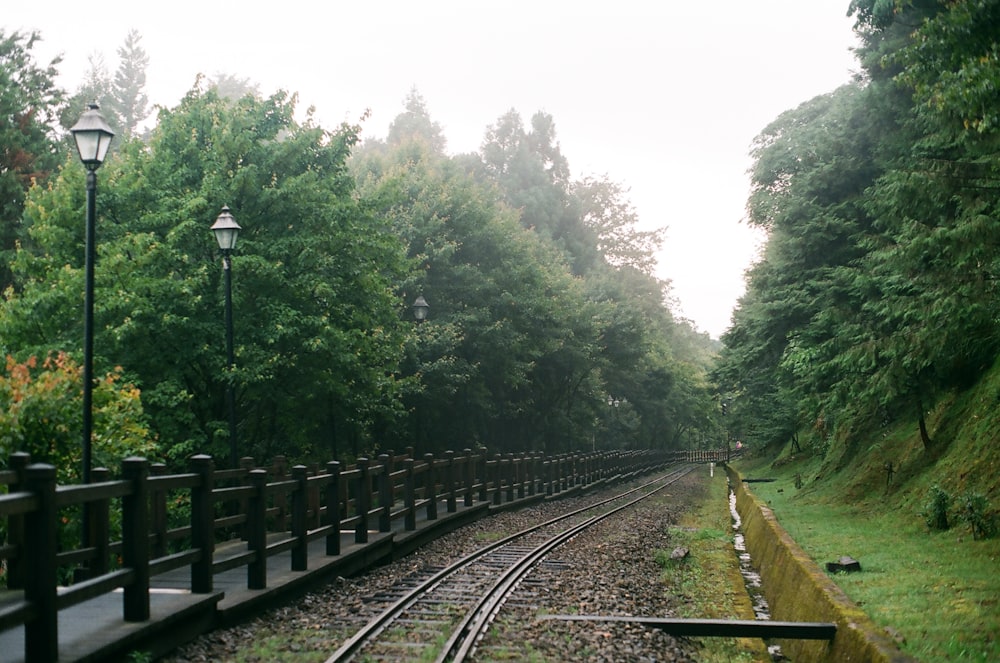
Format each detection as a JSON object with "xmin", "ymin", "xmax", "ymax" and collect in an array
[
  {"xmin": 1, "ymin": 47, "xmax": 719, "ymax": 474},
  {"xmin": 352, "ymin": 90, "xmax": 716, "ymax": 455},
  {"xmin": 716, "ymin": 0, "xmax": 1000, "ymax": 456}
]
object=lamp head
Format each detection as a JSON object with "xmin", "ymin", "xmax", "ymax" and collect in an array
[
  {"xmin": 211, "ymin": 206, "xmax": 241, "ymax": 252},
  {"xmin": 70, "ymin": 104, "xmax": 115, "ymax": 169},
  {"xmin": 412, "ymin": 295, "xmax": 430, "ymax": 322}
]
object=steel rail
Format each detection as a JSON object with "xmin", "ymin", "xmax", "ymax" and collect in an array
[
  {"xmin": 441, "ymin": 466, "xmax": 692, "ymax": 662},
  {"xmin": 325, "ymin": 465, "xmax": 693, "ymax": 663}
]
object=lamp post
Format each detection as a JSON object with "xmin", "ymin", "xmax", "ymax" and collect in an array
[
  {"xmin": 412, "ymin": 295, "xmax": 429, "ymax": 322},
  {"xmin": 409, "ymin": 296, "xmax": 430, "ymax": 450},
  {"xmin": 211, "ymin": 206, "xmax": 241, "ymax": 467},
  {"xmin": 70, "ymin": 104, "xmax": 115, "ymax": 485}
]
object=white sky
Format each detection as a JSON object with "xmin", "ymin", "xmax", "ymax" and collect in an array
[{"xmin": 7, "ymin": 1, "xmax": 860, "ymax": 338}]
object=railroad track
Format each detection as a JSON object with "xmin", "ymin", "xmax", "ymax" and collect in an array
[{"xmin": 325, "ymin": 465, "xmax": 694, "ymax": 663}]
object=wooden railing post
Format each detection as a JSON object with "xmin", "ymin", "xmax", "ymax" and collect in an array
[
  {"xmin": 291, "ymin": 465, "xmax": 309, "ymax": 571},
  {"xmin": 6, "ymin": 451, "xmax": 30, "ymax": 590},
  {"xmin": 190, "ymin": 454, "xmax": 215, "ymax": 593},
  {"xmin": 247, "ymin": 468, "xmax": 269, "ymax": 589},
  {"xmin": 355, "ymin": 458, "xmax": 370, "ymax": 543},
  {"xmin": 325, "ymin": 461, "xmax": 341, "ymax": 555},
  {"xmin": 505, "ymin": 454, "xmax": 515, "ymax": 502},
  {"xmin": 404, "ymin": 459, "xmax": 417, "ymax": 531},
  {"xmin": 24, "ymin": 463, "xmax": 58, "ymax": 663},
  {"xmin": 516, "ymin": 454, "xmax": 526, "ymax": 499},
  {"xmin": 122, "ymin": 457, "xmax": 150, "ymax": 622},
  {"xmin": 526, "ymin": 453, "xmax": 537, "ymax": 497},
  {"xmin": 308, "ymin": 463, "xmax": 321, "ymax": 529},
  {"xmin": 493, "ymin": 454, "xmax": 503, "ymax": 505},
  {"xmin": 463, "ymin": 449, "xmax": 474, "ymax": 507},
  {"xmin": 478, "ymin": 448, "xmax": 489, "ymax": 502},
  {"xmin": 377, "ymin": 454, "xmax": 392, "ymax": 532},
  {"xmin": 445, "ymin": 451, "xmax": 457, "ymax": 513},
  {"xmin": 423, "ymin": 454, "xmax": 437, "ymax": 520}
]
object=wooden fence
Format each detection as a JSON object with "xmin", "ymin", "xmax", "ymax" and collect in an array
[{"xmin": 0, "ymin": 446, "xmax": 726, "ymax": 661}]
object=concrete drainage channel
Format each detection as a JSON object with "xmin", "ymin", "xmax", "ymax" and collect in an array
[
  {"xmin": 725, "ymin": 465, "xmax": 917, "ymax": 663},
  {"xmin": 729, "ymin": 485, "xmax": 787, "ymax": 661}
]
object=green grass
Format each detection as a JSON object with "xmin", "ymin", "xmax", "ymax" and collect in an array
[
  {"xmin": 735, "ymin": 397, "xmax": 1000, "ymax": 663},
  {"xmin": 473, "ymin": 530, "xmax": 507, "ymax": 543},
  {"xmin": 657, "ymin": 469, "xmax": 770, "ymax": 663}
]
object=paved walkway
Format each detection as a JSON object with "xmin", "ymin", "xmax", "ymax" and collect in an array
[{"xmin": 0, "ymin": 497, "xmax": 500, "ymax": 662}]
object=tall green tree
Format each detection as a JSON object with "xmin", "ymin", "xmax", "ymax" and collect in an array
[
  {"xmin": 719, "ymin": 0, "xmax": 1000, "ymax": 455},
  {"xmin": 573, "ymin": 175, "xmax": 664, "ymax": 274},
  {"xmin": 355, "ymin": 128, "xmax": 600, "ymax": 453},
  {"xmin": 386, "ymin": 88, "xmax": 447, "ymax": 154},
  {"xmin": 721, "ymin": 84, "xmax": 880, "ymax": 448},
  {"xmin": 848, "ymin": 0, "xmax": 1000, "ymax": 447},
  {"xmin": 0, "ymin": 29, "xmax": 64, "ymax": 292},
  {"xmin": 3, "ymin": 84, "xmax": 409, "ymax": 464},
  {"xmin": 111, "ymin": 29, "xmax": 150, "ymax": 137},
  {"xmin": 63, "ymin": 31, "xmax": 150, "ymax": 138},
  {"xmin": 355, "ymin": 98, "xmax": 719, "ymax": 455},
  {"xmin": 477, "ymin": 109, "xmax": 600, "ymax": 274}
]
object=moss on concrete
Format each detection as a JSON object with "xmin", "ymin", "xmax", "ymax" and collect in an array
[{"xmin": 726, "ymin": 465, "xmax": 916, "ymax": 663}]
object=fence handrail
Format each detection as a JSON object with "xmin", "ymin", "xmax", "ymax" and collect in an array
[{"xmin": 0, "ymin": 446, "xmax": 726, "ymax": 662}]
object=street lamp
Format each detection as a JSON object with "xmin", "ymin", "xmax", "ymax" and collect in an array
[
  {"xmin": 211, "ymin": 206, "xmax": 241, "ymax": 467},
  {"xmin": 412, "ymin": 295, "xmax": 429, "ymax": 322},
  {"xmin": 70, "ymin": 104, "xmax": 115, "ymax": 484}
]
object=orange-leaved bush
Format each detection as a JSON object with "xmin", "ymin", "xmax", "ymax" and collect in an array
[{"xmin": 0, "ymin": 352, "xmax": 157, "ymax": 482}]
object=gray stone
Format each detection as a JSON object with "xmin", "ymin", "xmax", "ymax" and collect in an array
[{"xmin": 825, "ymin": 555, "xmax": 861, "ymax": 573}]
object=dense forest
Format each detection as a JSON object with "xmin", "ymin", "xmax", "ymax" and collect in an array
[
  {"xmin": 4, "ymin": 0, "xmax": 998, "ymax": 480},
  {"xmin": 714, "ymin": 0, "xmax": 1000, "ymax": 458},
  {"xmin": 0, "ymin": 29, "xmax": 718, "ymax": 477}
]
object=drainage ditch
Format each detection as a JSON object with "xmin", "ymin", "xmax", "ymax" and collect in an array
[{"xmin": 729, "ymin": 481, "xmax": 786, "ymax": 661}]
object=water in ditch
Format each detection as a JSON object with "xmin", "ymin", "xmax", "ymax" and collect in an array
[{"xmin": 729, "ymin": 482, "xmax": 787, "ymax": 661}]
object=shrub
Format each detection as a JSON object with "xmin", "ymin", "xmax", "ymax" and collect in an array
[
  {"xmin": 956, "ymin": 491, "xmax": 995, "ymax": 541},
  {"xmin": 921, "ymin": 484, "xmax": 952, "ymax": 531},
  {"xmin": 0, "ymin": 352, "xmax": 157, "ymax": 482}
]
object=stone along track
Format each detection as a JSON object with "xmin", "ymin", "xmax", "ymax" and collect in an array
[{"xmin": 324, "ymin": 466, "xmax": 695, "ymax": 663}]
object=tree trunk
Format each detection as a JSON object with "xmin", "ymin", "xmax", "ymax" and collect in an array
[{"xmin": 917, "ymin": 399, "xmax": 932, "ymax": 449}]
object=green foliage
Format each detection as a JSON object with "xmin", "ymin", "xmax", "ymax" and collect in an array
[
  {"xmin": 921, "ymin": 484, "xmax": 952, "ymax": 531},
  {"xmin": 956, "ymin": 491, "xmax": 995, "ymax": 540},
  {"xmin": 0, "ymin": 352, "xmax": 156, "ymax": 482},
  {"xmin": 111, "ymin": 29, "xmax": 150, "ymax": 137},
  {"xmin": 353, "ymin": 97, "xmax": 719, "ymax": 455},
  {"xmin": 717, "ymin": 1, "xmax": 1000, "ymax": 459},
  {"xmin": 3, "ymin": 56, "xmax": 720, "ymax": 472},
  {"xmin": 61, "ymin": 30, "xmax": 151, "ymax": 141},
  {"xmin": 5, "ymin": 84, "xmax": 410, "ymax": 464},
  {"xmin": 0, "ymin": 29, "xmax": 65, "ymax": 290}
]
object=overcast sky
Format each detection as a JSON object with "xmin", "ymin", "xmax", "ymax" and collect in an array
[{"xmin": 7, "ymin": 1, "xmax": 861, "ymax": 338}]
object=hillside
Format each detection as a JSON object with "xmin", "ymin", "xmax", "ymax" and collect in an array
[{"xmin": 731, "ymin": 356, "xmax": 1000, "ymax": 662}]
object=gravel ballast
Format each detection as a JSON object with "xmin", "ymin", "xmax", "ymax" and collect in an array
[{"xmin": 162, "ymin": 469, "xmax": 726, "ymax": 662}]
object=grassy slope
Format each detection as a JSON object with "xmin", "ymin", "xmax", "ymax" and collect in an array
[{"xmin": 732, "ymin": 360, "xmax": 1000, "ymax": 662}]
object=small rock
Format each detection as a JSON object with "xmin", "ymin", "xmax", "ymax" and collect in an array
[
  {"xmin": 670, "ymin": 546, "xmax": 690, "ymax": 560},
  {"xmin": 826, "ymin": 555, "xmax": 862, "ymax": 573}
]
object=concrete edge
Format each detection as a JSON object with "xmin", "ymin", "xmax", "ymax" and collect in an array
[{"xmin": 724, "ymin": 464, "xmax": 916, "ymax": 663}]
